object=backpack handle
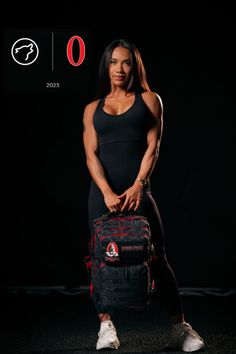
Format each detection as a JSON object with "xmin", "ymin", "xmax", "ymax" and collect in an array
[{"xmin": 102, "ymin": 210, "xmax": 136, "ymax": 217}]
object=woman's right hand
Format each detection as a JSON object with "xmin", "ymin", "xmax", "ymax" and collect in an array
[{"xmin": 104, "ymin": 191, "xmax": 123, "ymax": 213}]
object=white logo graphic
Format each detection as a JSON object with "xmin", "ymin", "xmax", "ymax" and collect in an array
[
  {"xmin": 106, "ymin": 242, "xmax": 119, "ymax": 258},
  {"xmin": 105, "ymin": 242, "xmax": 120, "ymax": 263},
  {"xmin": 11, "ymin": 38, "xmax": 39, "ymax": 65}
]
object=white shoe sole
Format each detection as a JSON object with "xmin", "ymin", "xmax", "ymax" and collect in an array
[
  {"xmin": 168, "ymin": 340, "xmax": 205, "ymax": 352},
  {"xmin": 182, "ymin": 341, "xmax": 205, "ymax": 352},
  {"xmin": 96, "ymin": 339, "xmax": 120, "ymax": 350}
]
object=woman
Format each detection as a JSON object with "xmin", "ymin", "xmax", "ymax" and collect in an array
[{"xmin": 82, "ymin": 39, "xmax": 205, "ymax": 352}]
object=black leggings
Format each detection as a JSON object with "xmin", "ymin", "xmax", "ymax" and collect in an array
[{"xmin": 88, "ymin": 184, "xmax": 183, "ymax": 317}]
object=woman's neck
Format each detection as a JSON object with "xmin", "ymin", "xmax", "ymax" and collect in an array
[{"xmin": 107, "ymin": 87, "xmax": 134, "ymax": 99}]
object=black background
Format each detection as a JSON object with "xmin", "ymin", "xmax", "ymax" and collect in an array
[{"xmin": 3, "ymin": 5, "xmax": 235, "ymax": 288}]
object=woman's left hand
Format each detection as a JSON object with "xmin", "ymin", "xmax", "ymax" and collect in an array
[{"xmin": 118, "ymin": 182, "xmax": 143, "ymax": 212}]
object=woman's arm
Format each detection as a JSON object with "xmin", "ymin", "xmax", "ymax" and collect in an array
[
  {"xmin": 83, "ymin": 101, "xmax": 123, "ymax": 212},
  {"xmin": 118, "ymin": 92, "xmax": 163, "ymax": 211},
  {"xmin": 135, "ymin": 91, "xmax": 163, "ymax": 182},
  {"xmin": 83, "ymin": 101, "xmax": 112, "ymax": 195}
]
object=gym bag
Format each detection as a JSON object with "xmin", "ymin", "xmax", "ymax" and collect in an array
[{"xmin": 84, "ymin": 212, "xmax": 156, "ymax": 312}]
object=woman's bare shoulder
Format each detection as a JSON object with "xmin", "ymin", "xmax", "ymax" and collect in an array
[
  {"xmin": 141, "ymin": 91, "xmax": 163, "ymax": 116},
  {"xmin": 141, "ymin": 91, "xmax": 163, "ymax": 108},
  {"xmin": 83, "ymin": 99, "xmax": 100, "ymax": 122},
  {"xmin": 84, "ymin": 99, "xmax": 100, "ymax": 113}
]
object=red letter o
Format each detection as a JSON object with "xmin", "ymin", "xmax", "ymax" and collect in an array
[{"xmin": 66, "ymin": 35, "xmax": 85, "ymax": 66}]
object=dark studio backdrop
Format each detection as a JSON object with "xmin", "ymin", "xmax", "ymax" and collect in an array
[{"xmin": 3, "ymin": 8, "xmax": 235, "ymax": 290}]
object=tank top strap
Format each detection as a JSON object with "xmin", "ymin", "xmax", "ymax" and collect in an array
[
  {"xmin": 94, "ymin": 96, "xmax": 105, "ymax": 114},
  {"xmin": 98, "ymin": 96, "xmax": 105, "ymax": 109}
]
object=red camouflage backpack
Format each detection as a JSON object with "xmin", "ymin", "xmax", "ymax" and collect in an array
[{"xmin": 84, "ymin": 212, "xmax": 157, "ymax": 312}]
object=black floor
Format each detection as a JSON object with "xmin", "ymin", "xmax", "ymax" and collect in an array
[{"xmin": 0, "ymin": 291, "xmax": 235, "ymax": 354}]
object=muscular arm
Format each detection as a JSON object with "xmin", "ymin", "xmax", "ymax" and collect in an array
[
  {"xmin": 83, "ymin": 101, "xmax": 112, "ymax": 195},
  {"xmin": 135, "ymin": 91, "xmax": 163, "ymax": 182}
]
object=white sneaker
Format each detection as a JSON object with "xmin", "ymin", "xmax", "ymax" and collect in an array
[
  {"xmin": 96, "ymin": 320, "xmax": 120, "ymax": 350},
  {"xmin": 168, "ymin": 321, "xmax": 205, "ymax": 352}
]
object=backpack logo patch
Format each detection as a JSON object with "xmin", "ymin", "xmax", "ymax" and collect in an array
[{"xmin": 105, "ymin": 242, "xmax": 120, "ymax": 262}]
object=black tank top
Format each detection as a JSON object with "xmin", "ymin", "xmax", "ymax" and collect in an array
[{"xmin": 93, "ymin": 93, "xmax": 151, "ymax": 194}]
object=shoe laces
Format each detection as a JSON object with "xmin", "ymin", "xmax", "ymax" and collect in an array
[
  {"xmin": 98, "ymin": 321, "xmax": 116, "ymax": 337},
  {"xmin": 173, "ymin": 322, "xmax": 202, "ymax": 340}
]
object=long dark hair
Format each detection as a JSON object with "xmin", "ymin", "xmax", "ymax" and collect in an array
[{"xmin": 96, "ymin": 39, "xmax": 150, "ymax": 98}]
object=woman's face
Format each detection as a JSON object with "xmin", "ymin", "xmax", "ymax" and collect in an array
[{"xmin": 108, "ymin": 46, "xmax": 132, "ymax": 88}]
